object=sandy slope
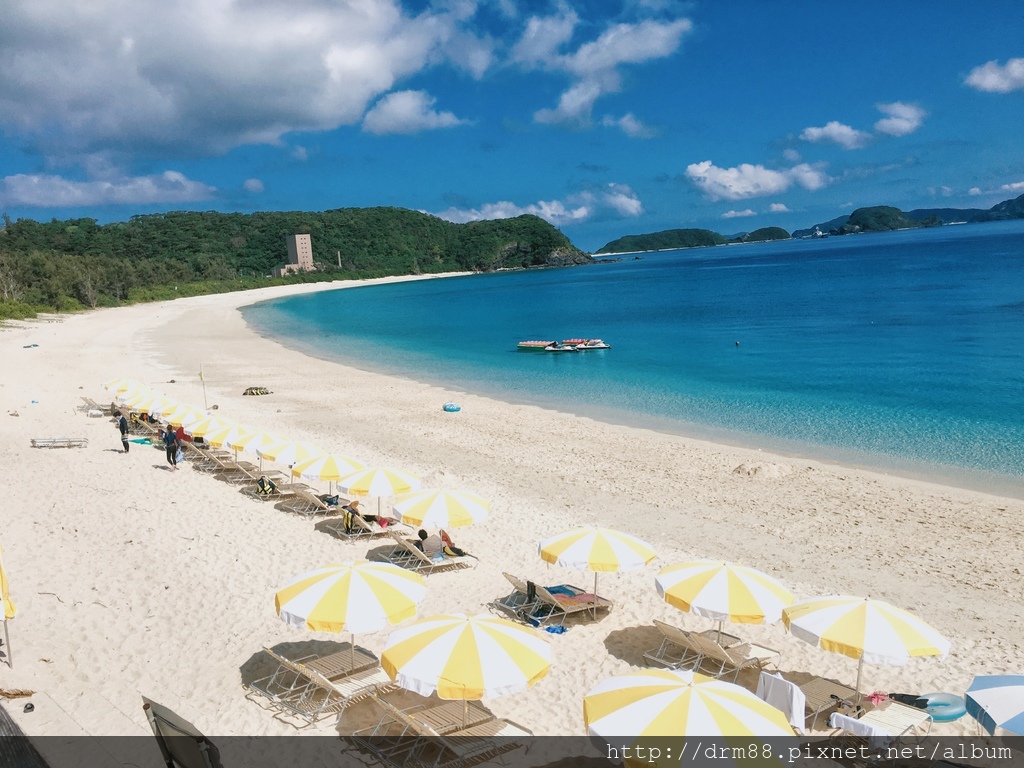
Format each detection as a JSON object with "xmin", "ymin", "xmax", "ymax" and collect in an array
[{"xmin": 1, "ymin": 275, "xmax": 1021, "ymax": 742}]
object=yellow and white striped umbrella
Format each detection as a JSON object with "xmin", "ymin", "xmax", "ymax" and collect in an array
[
  {"xmin": 585, "ymin": 668, "xmax": 792, "ymax": 744},
  {"xmin": 291, "ymin": 453, "xmax": 366, "ymax": 483},
  {"xmin": 1, "ymin": 539, "xmax": 15, "ymax": 621},
  {"xmin": 337, "ymin": 466, "xmax": 422, "ymax": 498},
  {"xmin": 783, "ymin": 595, "xmax": 951, "ymax": 696},
  {"xmin": 126, "ymin": 391, "xmax": 177, "ymax": 415},
  {"xmin": 203, "ymin": 423, "xmax": 257, "ymax": 450},
  {"xmin": 382, "ymin": 613, "xmax": 551, "ymax": 700},
  {"xmin": 184, "ymin": 415, "xmax": 237, "ymax": 438},
  {"xmin": 392, "ymin": 489, "xmax": 490, "ymax": 529},
  {"xmin": 227, "ymin": 429, "xmax": 285, "ymax": 456},
  {"xmin": 656, "ymin": 560, "xmax": 795, "ymax": 625},
  {"xmin": 161, "ymin": 403, "xmax": 207, "ymax": 428},
  {"xmin": 103, "ymin": 376, "xmax": 143, "ymax": 393},
  {"xmin": 275, "ymin": 560, "xmax": 426, "ymax": 634},
  {"xmin": 538, "ymin": 526, "xmax": 656, "ymax": 573},
  {"xmin": 116, "ymin": 386, "xmax": 153, "ymax": 406},
  {"xmin": 1, "ymin": 538, "xmax": 16, "ymax": 669},
  {"xmin": 257, "ymin": 439, "xmax": 325, "ymax": 467}
]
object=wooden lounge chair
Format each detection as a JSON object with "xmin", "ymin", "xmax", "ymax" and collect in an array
[
  {"xmin": 78, "ymin": 397, "xmax": 110, "ymax": 415},
  {"xmin": 829, "ymin": 701, "xmax": 932, "ymax": 748},
  {"xmin": 690, "ymin": 633, "xmax": 780, "ymax": 682},
  {"xmin": 642, "ymin": 620, "xmax": 704, "ymax": 670},
  {"xmin": 522, "ymin": 584, "xmax": 613, "ymax": 626},
  {"xmin": 376, "ymin": 532, "xmax": 476, "ymax": 575},
  {"xmin": 142, "ymin": 696, "xmax": 222, "ymax": 768},
  {"xmin": 246, "ymin": 646, "xmax": 397, "ymax": 728},
  {"xmin": 240, "ymin": 478, "xmax": 308, "ymax": 503},
  {"xmin": 491, "ymin": 573, "xmax": 538, "ymax": 618},
  {"xmin": 353, "ymin": 695, "xmax": 531, "ymax": 768},
  {"xmin": 800, "ymin": 677, "xmax": 859, "ymax": 731},
  {"xmin": 324, "ymin": 510, "xmax": 409, "ymax": 539},
  {"xmin": 275, "ymin": 488, "xmax": 349, "ymax": 518},
  {"xmin": 857, "ymin": 701, "xmax": 931, "ymax": 739},
  {"xmin": 30, "ymin": 437, "xmax": 88, "ymax": 449}
]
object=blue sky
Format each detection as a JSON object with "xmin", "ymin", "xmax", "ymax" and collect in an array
[{"xmin": 1, "ymin": 0, "xmax": 1022, "ymax": 251}]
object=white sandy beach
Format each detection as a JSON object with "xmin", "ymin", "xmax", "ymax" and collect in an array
[{"xmin": 1, "ymin": 274, "xmax": 1023, "ymax": 748}]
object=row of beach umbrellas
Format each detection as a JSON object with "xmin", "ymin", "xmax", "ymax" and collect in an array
[{"xmin": 104, "ymin": 377, "xmax": 491, "ymax": 528}]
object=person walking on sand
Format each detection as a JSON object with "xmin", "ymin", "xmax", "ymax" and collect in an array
[
  {"xmin": 162, "ymin": 423, "xmax": 179, "ymax": 470},
  {"xmin": 117, "ymin": 413, "xmax": 130, "ymax": 454}
]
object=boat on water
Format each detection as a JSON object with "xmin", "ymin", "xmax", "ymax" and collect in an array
[
  {"xmin": 564, "ymin": 338, "xmax": 611, "ymax": 350},
  {"xmin": 517, "ymin": 338, "xmax": 610, "ymax": 352},
  {"xmin": 517, "ymin": 340, "xmax": 557, "ymax": 351}
]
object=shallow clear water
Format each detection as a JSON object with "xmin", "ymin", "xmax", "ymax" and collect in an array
[{"xmin": 243, "ymin": 221, "xmax": 1024, "ymax": 495}]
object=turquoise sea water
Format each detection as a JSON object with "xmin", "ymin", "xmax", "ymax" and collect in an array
[{"xmin": 243, "ymin": 220, "xmax": 1024, "ymax": 495}]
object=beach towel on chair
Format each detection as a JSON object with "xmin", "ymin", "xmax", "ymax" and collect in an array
[{"xmin": 256, "ymin": 476, "xmax": 277, "ymax": 495}]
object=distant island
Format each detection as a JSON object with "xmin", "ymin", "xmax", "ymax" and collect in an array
[
  {"xmin": 0, "ymin": 208, "xmax": 588, "ymax": 320},
  {"xmin": 598, "ymin": 192, "xmax": 1024, "ymax": 254}
]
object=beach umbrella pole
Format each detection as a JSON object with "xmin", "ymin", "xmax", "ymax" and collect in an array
[
  {"xmin": 3, "ymin": 620, "xmax": 11, "ymax": 669},
  {"xmin": 855, "ymin": 656, "xmax": 864, "ymax": 705}
]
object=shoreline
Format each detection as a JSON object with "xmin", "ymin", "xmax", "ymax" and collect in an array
[
  {"xmin": 2, "ymin": 273, "xmax": 1023, "ymax": 739},
  {"xmin": 241, "ymin": 280, "xmax": 1024, "ymax": 502}
]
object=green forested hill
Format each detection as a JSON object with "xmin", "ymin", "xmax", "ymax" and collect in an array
[
  {"xmin": 596, "ymin": 228, "xmax": 727, "ymax": 254},
  {"xmin": 0, "ymin": 208, "xmax": 587, "ymax": 318},
  {"xmin": 730, "ymin": 227, "xmax": 790, "ymax": 243}
]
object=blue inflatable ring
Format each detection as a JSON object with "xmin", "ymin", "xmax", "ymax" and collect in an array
[{"xmin": 920, "ymin": 692, "xmax": 967, "ymax": 722}]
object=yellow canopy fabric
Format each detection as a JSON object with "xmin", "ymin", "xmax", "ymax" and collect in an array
[
  {"xmin": 783, "ymin": 595, "xmax": 951, "ymax": 697},
  {"xmin": 391, "ymin": 489, "xmax": 490, "ymax": 528},
  {"xmin": 226, "ymin": 429, "xmax": 284, "ymax": 455},
  {"xmin": 256, "ymin": 439, "xmax": 324, "ymax": 466},
  {"xmin": 337, "ymin": 466, "xmax": 422, "ymax": 498},
  {"xmin": 0, "ymin": 540, "xmax": 15, "ymax": 620},
  {"xmin": 538, "ymin": 526, "xmax": 656, "ymax": 573},
  {"xmin": 183, "ymin": 415, "xmax": 236, "ymax": 438},
  {"xmin": 203, "ymin": 423, "xmax": 257, "ymax": 450},
  {"xmin": 291, "ymin": 453, "xmax": 366, "ymax": 482},
  {"xmin": 102, "ymin": 376, "xmax": 143, "ymax": 393},
  {"xmin": 655, "ymin": 560, "xmax": 795, "ymax": 625},
  {"xmin": 275, "ymin": 560, "xmax": 426, "ymax": 634},
  {"xmin": 585, "ymin": 667, "xmax": 792, "ymax": 735},
  {"xmin": 381, "ymin": 613, "xmax": 551, "ymax": 700}
]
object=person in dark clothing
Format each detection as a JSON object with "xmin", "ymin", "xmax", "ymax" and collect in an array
[
  {"xmin": 117, "ymin": 414, "xmax": 130, "ymax": 453},
  {"xmin": 162, "ymin": 424, "xmax": 179, "ymax": 470}
]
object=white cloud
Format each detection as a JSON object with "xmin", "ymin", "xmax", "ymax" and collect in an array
[
  {"xmin": 511, "ymin": 6, "xmax": 579, "ymax": 66},
  {"xmin": 721, "ymin": 209, "xmax": 756, "ymax": 218},
  {"xmin": 965, "ymin": 57, "xmax": 1024, "ymax": 93},
  {"xmin": 685, "ymin": 160, "xmax": 831, "ymax": 201},
  {"xmin": 601, "ymin": 183, "xmax": 643, "ymax": 216},
  {"xmin": 800, "ymin": 120, "xmax": 870, "ymax": 149},
  {"xmin": 243, "ymin": 178, "xmax": 264, "ymax": 193},
  {"xmin": 433, "ymin": 199, "xmax": 590, "ymax": 227},
  {"xmin": 873, "ymin": 102, "xmax": 926, "ymax": 137},
  {"xmin": 769, "ymin": 203, "xmax": 790, "ymax": 212},
  {"xmin": 969, "ymin": 180, "xmax": 1024, "ymax": 196},
  {"xmin": 601, "ymin": 113, "xmax": 655, "ymax": 138},
  {"xmin": 0, "ymin": 0, "xmax": 490, "ymax": 160},
  {"xmin": 363, "ymin": 90, "xmax": 466, "ymax": 135},
  {"xmin": 783, "ymin": 149, "xmax": 802, "ymax": 162},
  {"xmin": 291, "ymin": 145, "xmax": 308, "ymax": 161},
  {"xmin": 431, "ymin": 182, "xmax": 643, "ymax": 226},
  {"xmin": 0, "ymin": 170, "xmax": 215, "ymax": 207},
  {"xmin": 516, "ymin": 12, "xmax": 692, "ymax": 127}
]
